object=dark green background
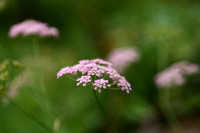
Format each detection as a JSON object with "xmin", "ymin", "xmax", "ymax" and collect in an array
[{"xmin": 0, "ymin": 0, "xmax": 200, "ymax": 132}]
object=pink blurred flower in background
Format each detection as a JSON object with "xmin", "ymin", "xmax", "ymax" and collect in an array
[
  {"xmin": 9, "ymin": 19, "xmax": 59, "ymax": 38},
  {"xmin": 107, "ymin": 47, "xmax": 140, "ymax": 73},
  {"xmin": 155, "ymin": 61, "xmax": 199, "ymax": 88},
  {"xmin": 57, "ymin": 59, "xmax": 132, "ymax": 93}
]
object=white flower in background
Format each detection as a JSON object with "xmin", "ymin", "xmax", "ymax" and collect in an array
[
  {"xmin": 107, "ymin": 47, "xmax": 140, "ymax": 73},
  {"xmin": 155, "ymin": 61, "xmax": 199, "ymax": 88}
]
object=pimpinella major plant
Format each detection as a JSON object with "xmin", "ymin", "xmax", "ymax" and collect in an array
[
  {"xmin": 6, "ymin": 19, "xmax": 59, "ymax": 133},
  {"xmin": 8, "ymin": 19, "xmax": 59, "ymax": 123},
  {"xmin": 57, "ymin": 58, "xmax": 132, "ymax": 132}
]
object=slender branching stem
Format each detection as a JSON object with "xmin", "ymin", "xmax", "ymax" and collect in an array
[
  {"xmin": 1, "ymin": 91, "xmax": 52, "ymax": 132},
  {"xmin": 158, "ymin": 89, "xmax": 185, "ymax": 133},
  {"xmin": 107, "ymin": 88, "xmax": 120, "ymax": 90},
  {"xmin": 66, "ymin": 75, "xmax": 76, "ymax": 81},
  {"xmin": 66, "ymin": 73, "xmax": 115, "ymax": 132},
  {"xmin": 32, "ymin": 40, "xmax": 46, "ymax": 94},
  {"xmin": 92, "ymin": 89, "xmax": 115, "ymax": 133},
  {"xmin": 32, "ymin": 40, "xmax": 52, "ymax": 118}
]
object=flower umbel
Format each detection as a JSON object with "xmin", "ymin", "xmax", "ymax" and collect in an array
[
  {"xmin": 57, "ymin": 59, "xmax": 132, "ymax": 93},
  {"xmin": 107, "ymin": 47, "xmax": 140, "ymax": 73},
  {"xmin": 9, "ymin": 19, "xmax": 59, "ymax": 38},
  {"xmin": 155, "ymin": 61, "xmax": 199, "ymax": 88}
]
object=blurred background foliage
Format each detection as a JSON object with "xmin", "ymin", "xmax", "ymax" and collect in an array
[{"xmin": 0, "ymin": 0, "xmax": 200, "ymax": 133}]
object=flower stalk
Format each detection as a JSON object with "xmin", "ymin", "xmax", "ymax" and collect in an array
[
  {"xmin": 32, "ymin": 40, "xmax": 52, "ymax": 118},
  {"xmin": 1, "ymin": 91, "xmax": 52, "ymax": 132},
  {"xmin": 92, "ymin": 89, "xmax": 115, "ymax": 133},
  {"xmin": 158, "ymin": 89, "xmax": 185, "ymax": 133}
]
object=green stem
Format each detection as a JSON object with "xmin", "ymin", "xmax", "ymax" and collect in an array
[
  {"xmin": 2, "ymin": 92, "xmax": 52, "ymax": 132},
  {"xmin": 33, "ymin": 40, "xmax": 45, "ymax": 92},
  {"xmin": 66, "ymin": 75, "xmax": 76, "ymax": 81},
  {"xmin": 32, "ymin": 40, "xmax": 52, "ymax": 117},
  {"xmin": 107, "ymin": 88, "xmax": 120, "ymax": 90},
  {"xmin": 159, "ymin": 89, "xmax": 185, "ymax": 133},
  {"xmin": 92, "ymin": 89, "xmax": 115, "ymax": 133}
]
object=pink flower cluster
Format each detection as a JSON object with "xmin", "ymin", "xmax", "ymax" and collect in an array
[
  {"xmin": 107, "ymin": 47, "xmax": 140, "ymax": 73},
  {"xmin": 155, "ymin": 61, "xmax": 199, "ymax": 88},
  {"xmin": 76, "ymin": 76, "xmax": 92, "ymax": 86},
  {"xmin": 9, "ymin": 19, "xmax": 59, "ymax": 38},
  {"xmin": 93, "ymin": 79, "xmax": 111, "ymax": 93},
  {"xmin": 57, "ymin": 59, "xmax": 132, "ymax": 93}
]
